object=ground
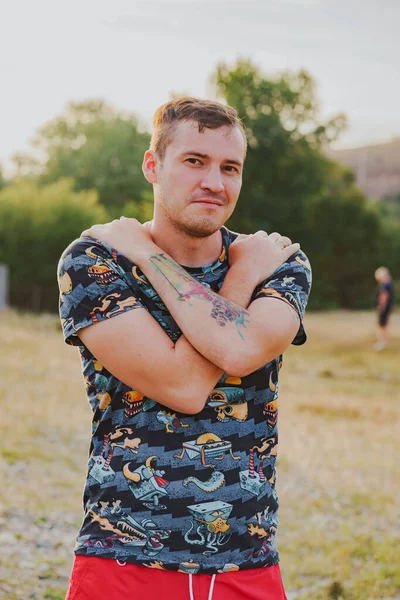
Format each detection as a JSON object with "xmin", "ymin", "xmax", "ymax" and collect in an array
[{"xmin": 0, "ymin": 309, "xmax": 399, "ymax": 600}]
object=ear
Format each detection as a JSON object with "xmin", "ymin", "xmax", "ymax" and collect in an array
[{"xmin": 142, "ymin": 150, "xmax": 158, "ymax": 184}]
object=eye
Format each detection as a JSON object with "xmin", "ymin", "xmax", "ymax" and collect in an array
[
  {"xmin": 186, "ymin": 158, "xmax": 202, "ymax": 166},
  {"xmin": 223, "ymin": 165, "xmax": 240, "ymax": 174}
]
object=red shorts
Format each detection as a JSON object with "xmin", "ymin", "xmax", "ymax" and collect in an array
[{"xmin": 66, "ymin": 555, "xmax": 288, "ymax": 600}]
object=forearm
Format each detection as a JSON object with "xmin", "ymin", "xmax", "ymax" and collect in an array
[
  {"xmin": 133, "ymin": 245, "xmax": 260, "ymax": 373},
  {"xmin": 170, "ymin": 263, "xmax": 257, "ymax": 400},
  {"xmin": 167, "ymin": 336, "xmax": 223, "ymax": 412},
  {"xmin": 218, "ymin": 263, "xmax": 258, "ymax": 308}
]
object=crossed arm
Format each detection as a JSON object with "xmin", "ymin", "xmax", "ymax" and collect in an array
[{"xmin": 78, "ymin": 229, "xmax": 300, "ymax": 414}]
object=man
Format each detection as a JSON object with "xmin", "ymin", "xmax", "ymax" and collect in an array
[
  {"xmin": 374, "ymin": 266, "xmax": 394, "ymax": 351},
  {"xmin": 58, "ymin": 97, "xmax": 311, "ymax": 600}
]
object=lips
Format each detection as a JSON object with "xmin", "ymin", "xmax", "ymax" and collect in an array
[
  {"xmin": 191, "ymin": 197, "xmax": 224, "ymax": 206},
  {"xmin": 193, "ymin": 201, "xmax": 222, "ymax": 206}
]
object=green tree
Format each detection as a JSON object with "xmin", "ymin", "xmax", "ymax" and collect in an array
[
  {"xmin": 305, "ymin": 164, "xmax": 383, "ymax": 308},
  {"xmin": 212, "ymin": 60, "xmax": 347, "ymax": 238},
  {"xmin": 212, "ymin": 59, "xmax": 387, "ymax": 308},
  {"xmin": 0, "ymin": 178, "xmax": 107, "ymax": 312},
  {"xmin": 377, "ymin": 192, "xmax": 400, "ymax": 223},
  {"xmin": 31, "ymin": 100, "xmax": 151, "ymax": 215},
  {"xmin": 0, "ymin": 164, "xmax": 6, "ymax": 190}
]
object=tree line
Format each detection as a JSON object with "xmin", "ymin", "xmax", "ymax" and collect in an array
[{"xmin": 0, "ymin": 60, "xmax": 398, "ymax": 312}]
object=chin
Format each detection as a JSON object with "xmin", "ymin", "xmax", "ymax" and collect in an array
[{"xmin": 178, "ymin": 217, "xmax": 224, "ymax": 238}]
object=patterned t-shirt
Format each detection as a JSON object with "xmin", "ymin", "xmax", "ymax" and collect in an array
[{"xmin": 57, "ymin": 226, "xmax": 312, "ymax": 575}]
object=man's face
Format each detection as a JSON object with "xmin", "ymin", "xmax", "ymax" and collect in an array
[{"xmin": 153, "ymin": 120, "xmax": 245, "ymax": 237}]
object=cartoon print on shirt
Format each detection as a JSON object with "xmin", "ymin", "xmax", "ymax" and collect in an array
[
  {"xmin": 58, "ymin": 232, "xmax": 311, "ymax": 573},
  {"xmin": 123, "ymin": 456, "xmax": 169, "ymax": 510},
  {"xmin": 89, "ymin": 426, "xmax": 142, "ymax": 485},
  {"xmin": 207, "ymin": 387, "xmax": 248, "ymax": 422},
  {"xmin": 87, "ymin": 502, "xmax": 171, "ymax": 556},
  {"xmin": 264, "ymin": 400, "xmax": 278, "ymax": 433},
  {"xmin": 246, "ymin": 507, "xmax": 278, "ymax": 559},
  {"xmin": 184, "ymin": 500, "xmax": 233, "ymax": 555},
  {"xmin": 183, "ymin": 470, "xmax": 226, "ymax": 493},
  {"xmin": 143, "ymin": 560, "xmax": 166, "ymax": 570},
  {"xmin": 143, "ymin": 560, "xmax": 202, "ymax": 573},
  {"xmin": 84, "ymin": 361, "xmax": 111, "ymax": 411},
  {"xmin": 89, "ymin": 292, "xmax": 141, "ymax": 322},
  {"xmin": 217, "ymin": 563, "xmax": 240, "ymax": 573},
  {"xmin": 174, "ymin": 433, "xmax": 241, "ymax": 468},
  {"xmin": 131, "ymin": 264, "xmax": 167, "ymax": 304},
  {"xmin": 254, "ymin": 282, "xmax": 302, "ymax": 315},
  {"xmin": 156, "ymin": 410, "xmax": 190, "ymax": 433},
  {"xmin": 178, "ymin": 560, "xmax": 201, "ymax": 574},
  {"xmin": 131, "ymin": 266, "xmax": 148, "ymax": 285},
  {"xmin": 239, "ymin": 436, "xmax": 277, "ymax": 497},
  {"xmin": 58, "ymin": 271, "xmax": 72, "ymax": 294},
  {"xmin": 60, "ymin": 316, "xmax": 76, "ymax": 335},
  {"xmin": 295, "ymin": 255, "xmax": 311, "ymax": 270},
  {"xmin": 122, "ymin": 390, "xmax": 145, "ymax": 418},
  {"xmin": 85, "ymin": 245, "xmax": 121, "ymax": 286},
  {"xmin": 263, "ymin": 372, "xmax": 279, "ymax": 432}
]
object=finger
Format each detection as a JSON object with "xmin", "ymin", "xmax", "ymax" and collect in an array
[
  {"xmin": 81, "ymin": 226, "xmax": 97, "ymax": 237},
  {"xmin": 81, "ymin": 224, "xmax": 102, "ymax": 237},
  {"xmin": 234, "ymin": 233, "xmax": 249, "ymax": 242},
  {"xmin": 268, "ymin": 232, "xmax": 280, "ymax": 242},
  {"xmin": 254, "ymin": 230, "xmax": 268, "ymax": 237},
  {"xmin": 280, "ymin": 236, "xmax": 292, "ymax": 247},
  {"xmin": 282, "ymin": 243, "xmax": 300, "ymax": 258}
]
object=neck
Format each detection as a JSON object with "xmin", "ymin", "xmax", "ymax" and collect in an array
[{"xmin": 149, "ymin": 216, "xmax": 223, "ymax": 268}]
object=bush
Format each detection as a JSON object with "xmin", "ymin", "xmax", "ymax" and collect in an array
[{"xmin": 0, "ymin": 178, "xmax": 107, "ymax": 312}]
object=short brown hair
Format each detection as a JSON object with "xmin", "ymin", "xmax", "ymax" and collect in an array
[{"xmin": 150, "ymin": 97, "xmax": 247, "ymax": 159}]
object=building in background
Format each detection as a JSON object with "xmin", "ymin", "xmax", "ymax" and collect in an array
[{"xmin": 329, "ymin": 137, "xmax": 400, "ymax": 200}]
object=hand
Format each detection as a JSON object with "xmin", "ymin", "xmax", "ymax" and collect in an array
[
  {"xmin": 228, "ymin": 230, "xmax": 300, "ymax": 285},
  {"xmin": 81, "ymin": 217, "xmax": 156, "ymax": 262}
]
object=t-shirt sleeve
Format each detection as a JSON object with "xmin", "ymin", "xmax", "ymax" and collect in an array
[
  {"xmin": 251, "ymin": 250, "xmax": 312, "ymax": 346},
  {"xmin": 57, "ymin": 237, "xmax": 145, "ymax": 347}
]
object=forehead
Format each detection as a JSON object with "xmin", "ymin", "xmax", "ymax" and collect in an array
[{"xmin": 166, "ymin": 120, "xmax": 246, "ymax": 162}]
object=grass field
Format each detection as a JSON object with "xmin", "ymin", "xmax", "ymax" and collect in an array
[{"xmin": 0, "ymin": 309, "xmax": 399, "ymax": 600}]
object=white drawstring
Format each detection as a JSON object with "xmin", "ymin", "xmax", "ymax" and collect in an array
[
  {"xmin": 208, "ymin": 574, "xmax": 216, "ymax": 600},
  {"xmin": 188, "ymin": 572, "xmax": 217, "ymax": 600},
  {"xmin": 189, "ymin": 573, "xmax": 195, "ymax": 600}
]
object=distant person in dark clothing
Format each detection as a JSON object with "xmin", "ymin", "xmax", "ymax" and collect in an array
[{"xmin": 374, "ymin": 267, "xmax": 394, "ymax": 351}]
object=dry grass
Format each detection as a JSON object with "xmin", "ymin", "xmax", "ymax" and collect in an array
[{"xmin": 0, "ymin": 309, "xmax": 399, "ymax": 599}]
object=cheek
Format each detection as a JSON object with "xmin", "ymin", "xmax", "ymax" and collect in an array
[
  {"xmin": 168, "ymin": 169, "xmax": 199, "ymax": 193},
  {"xmin": 225, "ymin": 179, "xmax": 242, "ymax": 201}
]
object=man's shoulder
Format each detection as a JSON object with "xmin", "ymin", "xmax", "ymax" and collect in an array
[
  {"xmin": 57, "ymin": 237, "xmax": 119, "ymax": 275},
  {"xmin": 59, "ymin": 237, "xmax": 114, "ymax": 262},
  {"xmin": 273, "ymin": 249, "xmax": 311, "ymax": 276}
]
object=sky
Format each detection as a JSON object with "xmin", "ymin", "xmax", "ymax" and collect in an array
[{"xmin": 1, "ymin": 0, "xmax": 399, "ymax": 172}]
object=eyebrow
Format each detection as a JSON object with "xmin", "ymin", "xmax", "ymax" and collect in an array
[{"xmin": 180, "ymin": 151, "xmax": 243, "ymax": 167}]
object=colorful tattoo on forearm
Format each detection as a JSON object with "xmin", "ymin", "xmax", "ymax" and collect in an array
[{"xmin": 149, "ymin": 253, "xmax": 249, "ymax": 340}]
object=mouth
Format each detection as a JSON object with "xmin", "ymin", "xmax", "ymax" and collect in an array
[
  {"xmin": 192, "ymin": 199, "xmax": 224, "ymax": 207},
  {"xmin": 117, "ymin": 519, "xmax": 147, "ymax": 541},
  {"xmin": 123, "ymin": 400, "xmax": 144, "ymax": 418},
  {"xmin": 88, "ymin": 268, "xmax": 119, "ymax": 285}
]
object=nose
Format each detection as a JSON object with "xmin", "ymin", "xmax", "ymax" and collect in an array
[{"xmin": 200, "ymin": 165, "xmax": 224, "ymax": 194}]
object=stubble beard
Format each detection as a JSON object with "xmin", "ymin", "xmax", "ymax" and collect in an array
[{"xmin": 161, "ymin": 202, "xmax": 225, "ymax": 239}]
